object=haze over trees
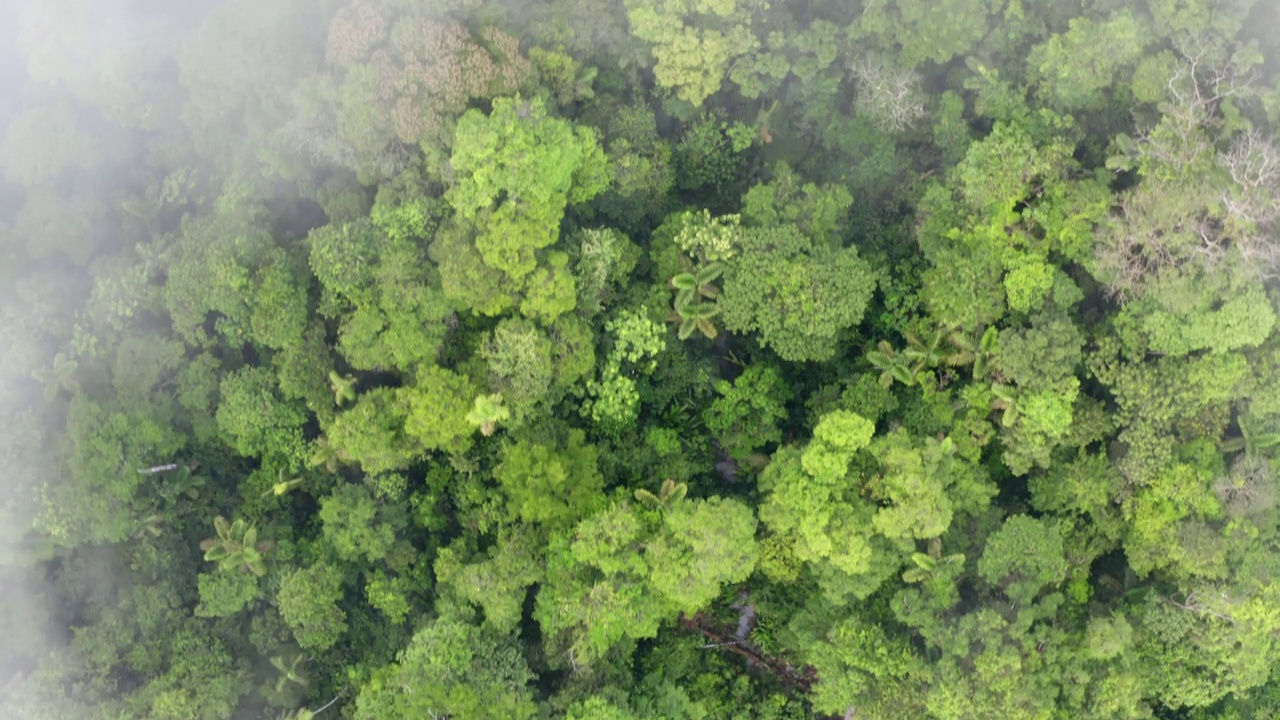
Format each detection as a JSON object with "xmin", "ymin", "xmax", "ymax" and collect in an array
[{"xmin": 3, "ymin": 0, "xmax": 1280, "ymax": 718}]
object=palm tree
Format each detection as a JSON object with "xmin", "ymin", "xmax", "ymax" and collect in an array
[
  {"xmin": 120, "ymin": 192, "xmax": 165, "ymax": 231},
  {"xmin": 171, "ymin": 465, "xmax": 208, "ymax": 500},
  {"xmin": 32, "ymin": 352, "xmax": 80, "ymax": 400},
  {"xmin": 132, "ymin": 236, "xmax": 173, "ymax": 275},
  {"xmin": 133, "ymin": 514, "xmax": 165, "ymax": 540},
  {"xmin": 309, "ymin": 436, "xmax": 344, "ymax": 473},
  {"xmin": 902, "ymin": 537, "xmax": 964, "ymax": 583},
  {"xmin": 903, "ymin": 329, "xmax": 948, "ymax": 374},
  {"xmin": 670, "ymin": 262, "xmax": 724, "ymax": 307},
  {"xmin": 200, "ymin": 516, "xmax": 273, "ymax": 576},
  {"xmin": 635, "ymin": 478, "xmax": 688, "ymax": 511},
  {"xmin": 671, "ymin": 299, "xmax": 720, "ymax": 340},
  {"xmin": 466, "ymin": 393, "xmax": 511, "ymax": 436},
  {"xmin": 270, "ymin": 652, "xmax": 310, "ymax": 694},
  {"xmin": 264, "ymin": 468, "xmax": 304, "ymax": 497},
  {"xmin": 946, "ymin": 326, "xmax": 999, "ymax": 379},
  {"xmin": 669, "ymin": 261, "xmax": 723, "ymax": 341},
  {"xmin": 866, "ymin": 340, "xmax": 916, "ymax": 388},
  {"xmin": 1220, "ymin": 413, "xmax": 1280, "ymax": 457},
  {"xmin": 990, "ymin": 384, "xmax": 1022, "ymax": 427},
  {"xmin": 328, "ymin": 371, "xmax": 358, "ymax": 407},
  {"xmin": 753, "ymin": 98, "xmax": 782, "ymax": 144}
]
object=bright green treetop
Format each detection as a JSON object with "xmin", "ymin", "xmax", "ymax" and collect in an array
[{"xmin": 447, "ymin": 95, "xmax": 610, "ymax": 281}]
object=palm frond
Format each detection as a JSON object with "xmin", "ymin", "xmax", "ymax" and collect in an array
[
  {"xmin": 670, "ymin": 273, "xmax": 698, "ymax": 291},
  {"xmin": 695, "ymin": 262, "xmax": 725, "ymax": 284},
  {"xmin": 865, "ymin": 351, "xmax": 894, "ymax": 371},
  {"xmin": 635, "ymin": 488, "xmax": 661, "ymax": 507}
]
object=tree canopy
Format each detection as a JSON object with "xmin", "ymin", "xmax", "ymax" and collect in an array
[{"xmin": 5, "ymin": 1, "xmax": 1280, "ymax": 719}]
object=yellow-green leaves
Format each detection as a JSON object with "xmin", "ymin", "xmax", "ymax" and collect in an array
[
  {"xmin": 705, "ymin": 364, "xmax": 791, "ymax": 462},
  {"xmin": 625, "ymin": 0, "xmax": 757, "ymax": 106},
  {"xmin": 402, "ymin": 365, "xmax": 477, "ymax": 455},
  {"xmin": 673, "ymin": 208, "xmax": 742, "ymax": 262},
  {"xmin": 720, "ymin": 226, "xmax": 875, "ymax": 362},
  {"xmin": 278, "ymin": 562, "xmax": 347, "ymax": 652},
  {"xmin": 320, "ymin": 484, "xmax": 402, "ymax": 564},
  {"xmin": 1126, "ymin": 283, "xmax": 1277, "ymax": 358},
  {"xmin": 447, "ymin": 96, "xmax": 610, "ymax": 281},
  {"xmin": 977, "ymin": 514, "xmax": 1067, "ymax": 605},
  {"xmin": 646, "ymin": 496, "xmax": 758, "ymax": 613},
  {"xmin": 443, "ymin": 96, "xmax": 609, "ymax": 322},
  {"xmin": 584, "ymin": 310, "xmax": 666, "ymax": 433},
  {"xmin": 216, "ymin": 366, "xmax": 307, "ymax": 463},
  {"xmin": 466, "ymin": 393, "xmax": 510, "ymax": 437},
  {"xmin": 352, "ymin": 618, "xmax": 536, "ymax": 720},
  {"xmin": 801, "ymin": 410, "xmax": 875, "ymax": 482},
  {"xmin": 1028, "ymin": 13, "xmax": 1148, "ymax": 111},
  {"xmin": 1002, "ymin": 255, "xmax": 1055, "ymax": 314},
  {"xmin": 494, "ymin": 431, "xmax": 604, "ymax": 530}
]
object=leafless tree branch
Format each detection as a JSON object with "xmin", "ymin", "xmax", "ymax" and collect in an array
[{"xmin": 847, "ymin": 55, "xmax": 926, "ymax": 133}]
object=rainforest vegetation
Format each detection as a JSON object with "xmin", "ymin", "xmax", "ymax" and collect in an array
[{"xmin": 4, "ymin": 0, "xmax": 1280, "ymax": 718}]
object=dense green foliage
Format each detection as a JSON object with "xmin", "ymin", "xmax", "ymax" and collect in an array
[{"xmin": 4, "ymin": 0, "xmax": 1280, "ymax": 718}]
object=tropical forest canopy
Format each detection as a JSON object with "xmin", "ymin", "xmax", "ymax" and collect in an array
[{"xmin": 4, "ymin": 0, "xmax": 1280, "ymax": 718}]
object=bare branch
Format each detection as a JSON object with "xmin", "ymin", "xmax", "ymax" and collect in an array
[
  {"xmin": 1164, "ymin": 592, "xmax": 1237, "ymax": 625},
  {"xmin": 1094, "ymin": 188, "xmax": 1184, "ymax": 300},
  {"xmin": 1221, "ymin": 131, "xmax": 1280, "ymax": 192},
  {"xmin": 847, "ymin": 55, "xmax": 926, "ymax": 133},
  {"xmin": 1215, "ymin": 455, "xmax": 1279, "ymax": 517},
  {"xmin": 1169, "ymin": 33, "xmax": 1258, "ymax": 112},
  {"xmin": 1217, "ymin": 131, "xmax": 1280, "ymax": 273},
  {"xmin": 137, "ymin": 463, "xmax": 179, "ymax": 475},
  {"xmin": 310, "ymin": 687, "xmax": 348, "ymax": 716}
]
